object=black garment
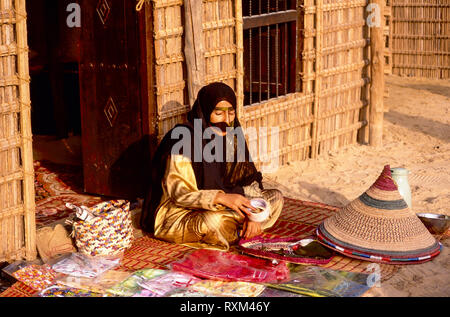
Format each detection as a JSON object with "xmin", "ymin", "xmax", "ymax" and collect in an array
[{"xmin": 140, "ymin": 82, "xmax": 263, "ymax": 233}]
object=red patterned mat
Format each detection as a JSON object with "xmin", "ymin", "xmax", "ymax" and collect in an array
[
  {"xmin": 33, "ymin": 161, "xmax": 105, "ymax": 228},
  {"xmin": 0, "ymin": 282, "xmax": 37, "ymax": 297},
  {"xmin": 0, "ymin": 196, "xmax": 403, "ymax": 297},
  {"xmin": 118, "ymin": 197, "xmax": 400, "ymax": 282},
  {"xmin": 35, "ymin": 194, "xmax": 104, "ymax": 228},
  {"xmin": 34, "ymin": 160, "xmax": 83, "ymax": 200},
  {"xmin": 118, "ymin": 236, "xmax": 193, "ymax": 271}
]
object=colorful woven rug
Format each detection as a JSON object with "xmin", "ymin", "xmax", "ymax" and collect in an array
[
  {"xmin": 0, "ymin": 197, "xmax": 421, "ymax": 297},
  {"xmin": 118, "ymin": 197, "xmax": 400, "ymax": 282},
  {"xmin": 35, "ymin": 194, "xmax": 104, "ymax": 228},
  {"xmin": 34, "ymin": 160, "xmax": 105, "ymax": 228},
  {"xmin": 34, "ymin": 160, "xmax": 83, "ymax": 200}
]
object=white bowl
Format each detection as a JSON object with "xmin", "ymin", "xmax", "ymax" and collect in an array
[{"xmin": 247, "ymin": 198, "xmax": 270, "ymax": 223}]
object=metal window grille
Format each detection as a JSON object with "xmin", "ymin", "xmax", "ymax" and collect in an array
[{"xmin": 243, "ymin": 0, "xmax": 299, "ymax": 106}]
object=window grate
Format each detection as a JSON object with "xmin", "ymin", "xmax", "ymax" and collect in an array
[{"xmin": 243, "ymin": 0, "xmax": 299, "ymax": 106}]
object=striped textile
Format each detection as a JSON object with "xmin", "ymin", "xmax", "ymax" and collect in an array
[{"xmin": 317, "ymin": 227, "xmax": 442, "ymax": 264}]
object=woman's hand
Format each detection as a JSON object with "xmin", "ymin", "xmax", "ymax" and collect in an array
[
  {"xmin": 241, "ymin": 220, "xmax": 262, "ymax": 239},
  {"xmin": 214, "ymin": 192, "xmax": 256, "ymax": 218}
]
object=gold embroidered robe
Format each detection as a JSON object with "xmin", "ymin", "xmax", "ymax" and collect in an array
[{"xmin": 154, "ymin": 155, "xmax": 284, "ymax": 250}]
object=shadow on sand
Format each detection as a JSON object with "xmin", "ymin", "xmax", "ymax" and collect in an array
[
  {"xmin": 389, "ymin": 81, "xmax": 450, "ymax": 99},
  {"xmin": 264, "ymin": 178, "xmax": 350, "ymax": 208},
  {"xmin": 385, "ymin": 110, "xmax": 450, "ymax": 143}
]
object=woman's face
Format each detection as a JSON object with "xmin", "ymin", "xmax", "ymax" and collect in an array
[{"xmin": 209, "ymin": 100, "xmax": 235, "ymax": 134}]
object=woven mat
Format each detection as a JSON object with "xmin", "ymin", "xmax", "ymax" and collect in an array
[
  {"xmin": 0, "ymin": 282, "xmax": 36, "ymax": 297},
  {"xmin": 0, "ymin": 197, "xmax": 413, "ymax": 297},
  {"xmin": 35, "ymin": 194, "xmax": 104, "ymax": 228},
  {"xmin": 118, "ymin": 197, "xmax": 400, "ymax": 282},
  {"xmin": 33, "ymin": 160, "xmax": 105, "ymax": 228},
  {"xmin": 34, "ymin": 160, "xmax": 83, "ymax": 200}
]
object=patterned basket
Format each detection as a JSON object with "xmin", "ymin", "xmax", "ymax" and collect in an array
[{"xmin": 71, "ymin": 200, "xmax": 134, "ymax": 257}]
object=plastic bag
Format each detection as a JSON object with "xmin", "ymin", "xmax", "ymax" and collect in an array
[
  {"xmin": 55, "ymin": 270, "xmax": 132, "ymax": 294},
  {"xmin": 171, "ymin": 249, "xmax": 290, "ymax": 283},
  {"xmin": 51, "ymin": 253, "xmax": 121, "ymax": 278},
  {"xmin": 105, "ymin": 269, "xmax": 167, "ymax": 297},
  {"xmin": 190, "ymin": 280, "xmax": 266, "ymax": 297},
  {"xmin": 266, "ymin": 265, "xmax": 372, "ymax": 297},
  {"xmin": 136, "ymin": 272, "xmax": 201, "ymax": 296},
  {"xmin": 39, "ymin": 285, "xmax": 103, "ymax": 297},
  {"xmin": 165, "ymin": 289, "xmax": 213, "ymax": 297},
  {"xmin": 2, "ymin": 259, "xmax": 43, "ymax": 279},
  {"xmin": 12, "ymin": 264, "xmax": 57, "ymax": 291}
]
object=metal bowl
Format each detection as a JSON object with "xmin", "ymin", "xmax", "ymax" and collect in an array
[{"xmin": 417, "ymin": 213, "xmax": 450, "ymax": 235}]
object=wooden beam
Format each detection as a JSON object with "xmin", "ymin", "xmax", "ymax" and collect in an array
[
  {"xmin": 310, "ymin": 0, "xmax": 323, "ymax": 159},
  {"xmin": 184, "ymin": 0, "xmax": 205, "ymax": 107},
  {"xmin": 15, "ymin": 0, "xmax": 37, "ymax": 261},
  {"xmin": 243, "ymin": 10, "xmax": 297, "ymax": 30},
  {"xmin": 369, "ymin": 0, "xmax": 385, "ymax": 147},
  {"xmin": 235, "ymin": 0, "xmax": 244, "ymax": 122}
]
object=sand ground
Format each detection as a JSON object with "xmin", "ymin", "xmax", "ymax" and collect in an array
[
  {"xmin": 264, "ymin": 75, "xmax": 450, "ymax": 297},
  {"xmin": 31, "ymin": 75, "xmax": 450, "ymax": 297}
]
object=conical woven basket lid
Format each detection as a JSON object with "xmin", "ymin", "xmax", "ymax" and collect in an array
[{"xmin": 317, "ymin": 165, "xmax": 441, "ymax": 264}]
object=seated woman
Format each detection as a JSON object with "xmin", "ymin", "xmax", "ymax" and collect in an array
[{"xmin": 140, "ymin": 82, "xmax": 283, "ymax": 250}]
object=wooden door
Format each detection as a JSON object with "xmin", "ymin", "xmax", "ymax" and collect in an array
[{"xmin": 79, "ymin": 0, "xmax": 153, "ymax": 199}]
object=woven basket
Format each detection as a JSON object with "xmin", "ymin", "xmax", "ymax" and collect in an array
[{"xmin": 71, "ymin": 200, "xmax": 134, "ymax": 257}]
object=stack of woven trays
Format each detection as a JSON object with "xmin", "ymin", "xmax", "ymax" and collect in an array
[{"xmin": 316, "ymin": 165, "xmax": 441, "ymax": 264}]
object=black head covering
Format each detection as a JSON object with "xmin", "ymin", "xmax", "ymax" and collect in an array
[
  {"xmin": 189, "ymin": 82, "xmax": 237, "ymax": 126},
  {"xmin": 140, "ymin": 82, "xmax": 263, "ymax": 233}
]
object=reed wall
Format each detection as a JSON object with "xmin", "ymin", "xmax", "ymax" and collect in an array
[
  {"xmin": 151, "ymin": 0, "xmax": 371, "ymax": 168},
  {"xmin": 0, "ymin": 0, "xmax": 36, "ymax": 262},
  {"xmin": 151, "ymin": 0, "xmax": 371, "ymax": 170},
  {"xmin": 391, "ymin": 0, "xmax": 450, "ymax": 79}
]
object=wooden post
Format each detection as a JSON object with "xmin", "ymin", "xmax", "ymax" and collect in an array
[
  {"xmin": 235, "ymin": 0, "xmax": 244, "ymax": 122},
  {"xmin": 369, "ymin": 0, "xmax": 385, "ymax": 147},
  {"xmin": 15, "ymin": 0, "xmax": 37, "ymax": 260},
  {"xmin": 184, "ymin": 0, "xmax": 205, "ymax": 107},
  {"xmin": 311, "ymin": 0, "xmax": 323, "ymax": 158}
]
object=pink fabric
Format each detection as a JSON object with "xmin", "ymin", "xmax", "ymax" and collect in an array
[
  {"xmin": 372, "ymin": 165, "xmax": 398, "ymax": 191},
  {"xmin": 171, "ymin": 249, "xmax": 290, "ymax": 283}
]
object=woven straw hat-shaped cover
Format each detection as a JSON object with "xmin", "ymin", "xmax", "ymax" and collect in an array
[{"xmin": 317, "ymin": 165, "xmax": 441, "ymax": 264}]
